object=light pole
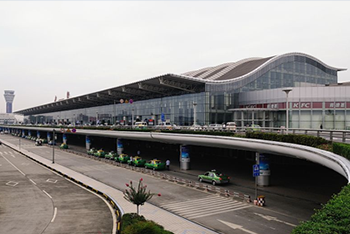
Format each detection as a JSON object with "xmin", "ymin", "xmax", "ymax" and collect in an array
[
  {"xmin": 96, "ymin": 111, "xmax": 99, "ymax": 125},
  {"xmin": 282, "ymin": 89, "xmax": 292, "ymax": 134},
  {"xmin": 52, "ymin": 129, "xmax": 55, "ymax": 164},
  {"xmin": 131, "ymin": 108, "xmax": 134, "ymax": 128},
  {"xmin": 113, "ymin": 100, "xmax": 116, "ymax": 125},
  {"xmin": 193, "ymin": 102, "xmax": 197, "ymax": 126}
]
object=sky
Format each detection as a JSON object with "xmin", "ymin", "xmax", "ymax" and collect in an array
[{"xmin": 1, "ymin": 1, "xmax": 350, "ymax": 112}]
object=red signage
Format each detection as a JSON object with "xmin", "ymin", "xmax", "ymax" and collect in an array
[{"xmin": 325, "ymin": 102, "xmax": 346, "ymax": 108}]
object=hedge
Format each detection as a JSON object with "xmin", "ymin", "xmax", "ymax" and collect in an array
[
  {"xmin": 121, "ymin": 213, "xmax": 174, "ymax": 234},
  {"xmin": 332, "ymin": 142, "xmax": 350, "ymax": 160},
  {"xmin": 292, "ymin": 184, "xmax": 350, "ymax": 234},
  {"xmin": 245, "ymin": 132, "xmax": 329, "ymax": 147}
]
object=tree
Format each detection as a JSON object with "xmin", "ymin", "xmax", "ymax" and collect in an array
[{"xmin": 123, "ymin": 178, "xmax": 161, "ymax": 215}]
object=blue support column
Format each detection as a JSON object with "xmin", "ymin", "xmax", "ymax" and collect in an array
[
  {"xmin": 86, "ymin": 136, "xmax": 91, "ymax": 150},
  {"xmin": 180, "ymin": 145, "xmax": 190, "ymax": 170},
  {"xmin": 63, "ymin": 134, "xmax": 67, "ymax": 144},
  {"xmin": 256, "ymin": 153, "xmax": 270, "ymax": 186},
  {"xmin": 117, "ymin": 139, "xmax": 123, "ymax": 155}
]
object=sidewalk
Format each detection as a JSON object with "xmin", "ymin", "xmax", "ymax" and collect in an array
[{"xmin": 3, "ymin": 139, "xmax": 219, "ymax": 234}]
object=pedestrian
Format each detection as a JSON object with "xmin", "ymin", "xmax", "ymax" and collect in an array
[
  {"xmin": 166, "ymin": 159, "xmax": 170, "ymax": 170},
  {"xmin": 129, "ymin": 156, "xmax": 133, "ymax": 165},
  {"xmin": 137, "ymin": 150, "xmax": 140, "ymax": 156}
]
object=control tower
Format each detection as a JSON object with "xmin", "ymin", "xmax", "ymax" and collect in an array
[{"xmin": 4, "ymin": 90, "xmax": 15, "ymax": 113}]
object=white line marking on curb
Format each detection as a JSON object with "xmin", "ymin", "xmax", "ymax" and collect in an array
[
  {"xmin": 43, "ymin": 190, "xmax": 52, "ymax": 199},
  {"xmin": 2, "ymin": 155, "xmax": 26, "ymax": 176},
  {"xmin": 29, "ymin": 179, "xmax": 37, "ymax": 185},
  {"xmin": 51, "ymin": 207, "xmax": 57, "ymax": 222}
]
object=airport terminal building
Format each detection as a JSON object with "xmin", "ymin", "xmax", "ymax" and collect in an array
[{"xmin": 15, "ymin": 52, "xmax": 350, "ymax": 130}]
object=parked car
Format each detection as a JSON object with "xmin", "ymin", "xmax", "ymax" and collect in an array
[
  {"xmin": 133, "ymin": 122, "xmax": 148, "ymax": 129},
  {"xmin": 117, "ymin": 153, "xmax": 130, "ymax": 163},
  {"xmin": 198, "ymin": 169, "xmax": 230, "ymax": 185},
  {"xmin": 189, "ymin": 125, "xmax": 203, "ymax": 131},
  {"xmin": 225, "ymin": 122, "xmax": 237, "ymax": 132},
  {"xmin": 105, "ymin": 151, "xmax": 117, "ymax": 160},
  {"xmin": 87, "ymin": 148, "xmax": 97, "ymax": 155},
  {"xmin": 127, "ymin": 156, "xmax": 146, "ymax": 167},
  {"xmin": 94, "ymin": 149, "xmax": 105, "ymax": 158},
  {"xmin": 60, "ymin": 143, "xmax": 68, "ymax": 149},
  {"xmin": 144, "ymin": 159, "xmax": 166, "ymax": 170},
  {"xmin": 35, "ymin": 139, "xmax": 42, "ymax": 146},
  {"xmin": 208, "ymin": 124, "xmax": 223, "ymax": 131},
  {"xmin": 155, "ymin": 122, "xmax": 173, "ymax": 130}
]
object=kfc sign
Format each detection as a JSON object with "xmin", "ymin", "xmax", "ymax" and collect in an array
[
  {"xmin": 267, "ymin": 103, "xmax": 279, "ymax": 109},
  {"xmin": 292, "ymin": 102, "xmax": 311, "ymax": 108}
]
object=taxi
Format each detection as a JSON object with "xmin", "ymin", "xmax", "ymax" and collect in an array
[
  {"xmin": 144, "ymin": 159, "xmax": 165, "ymax": 170},
  {"xmin": 117, "ymin": 153, "xmax": 130, "ymax": 163},
  {"xmin": 198, "ymin": 170, "xmax": 230, "ymax": 185},
  {"xmin": 105, "ymin": 151, "xmax": 117, "ymax": 160},
  {"xmin": 94, "ymin": 149, "xmax": 105, "ymax": 158},
  {"xmin": 127, "ymin": 156, "xmax": 146, "ymax": 167}
]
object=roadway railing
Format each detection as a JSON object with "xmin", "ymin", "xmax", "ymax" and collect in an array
[{"xmin": 3, "ymin": 124, "xmax": 350, "ymax": 143}]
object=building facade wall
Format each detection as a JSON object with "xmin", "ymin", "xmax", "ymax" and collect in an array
[{"xmin": 25, "ymin": 54, "xmax": 346, "ymax": 129}]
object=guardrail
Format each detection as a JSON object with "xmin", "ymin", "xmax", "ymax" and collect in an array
[{"xmin": 3, "ymin": 124, "xmax": 350, "ymax": 143}]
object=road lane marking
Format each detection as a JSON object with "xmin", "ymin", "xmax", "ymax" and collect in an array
[
  {"xmin": 218, "ymin": 219, "xmax": 258, "ymax": 234},
  {"xmin": 161, "ymin": 195, "xmax": 249, "ymax": 219},
  {"xmin": 51, "ymin": 207, "xmax": 57, "ymax": 222},
  {"xmin": 46, "ymin": 179, "xmax": 58, "ymax": 183},
  {"xmin": 1, "ymin": 155, "xmax": 26, "ymax": 176},
  {"xmin": 6, "ymin": 181, "xmax": 19, "ymax": 186},
  {"xmin": 29, "ymin": 179, "xmax": 37, "ymax": 185},
  {"xmin": 43, "ymin": 190, "xmax": 52, "ymax": 199},
  {"xmin": 254, "ymin": 212, "xmax": 297, "ymax": 227}
]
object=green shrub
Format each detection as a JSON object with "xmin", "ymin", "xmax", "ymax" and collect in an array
[
  {"xmin": 333, "ymin": 142, "xmax": 350, "ymax": 160},
  {"xmin": 292, "ymin": 184, "xmax": 350, "ymax": 234},
  {"xmin": 245, "ymin": 132, "xmax": 328, "ymax": 147},
  {"xmin": 121, "ymin": 213, "xmax": 174, "ymax": 234}
]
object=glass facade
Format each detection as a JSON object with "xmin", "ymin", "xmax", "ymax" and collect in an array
[{"xmin": 27, "ymin": 54, "xmax": 343, "ymax": 129}]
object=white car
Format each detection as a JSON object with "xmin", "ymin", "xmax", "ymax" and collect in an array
[
  {"xmin": 208, "ymin": 124, "xmax": 223, "ymax": 131},
  {"xmin": 225, "ymin": 122, "xmax": 237, "ymax": 132},
  {"xmin": 155, "ymin": 122, "xmax": 173, "ymax": 130}
]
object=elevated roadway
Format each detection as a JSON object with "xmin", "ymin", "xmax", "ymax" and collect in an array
[
  {"xmin": 3, "ymin": 126, "xmax": 349, "ymax": 182},
  {"xmin": 1, "ymin": 133, "xmax": 348, "ymax": 234}
]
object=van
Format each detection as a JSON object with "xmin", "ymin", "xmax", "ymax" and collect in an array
[
  {"xmin": 156, "ymin": 122, "xmax": 173, "ymax": 130},
  {"xmin": 226, "ymin": 122, "xmax": 237, "ymax": 132}
]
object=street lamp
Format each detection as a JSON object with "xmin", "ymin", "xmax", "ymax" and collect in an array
[
  {"xmin": 52, "ymin": 129, "xmax": 55, "ymax": 164},
  {"xmin": 282, "ymin": 89, "xmax": 292, "ymax": 134},
  {"xmin": 193, "ymin": 102, "xmax": 197, "ymax": 126}
]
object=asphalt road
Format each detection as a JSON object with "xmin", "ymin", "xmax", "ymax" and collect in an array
[
  {"xmin": 0, "ymin": 142, "xmax": 114, "ymax": 234},
  {"xmin": 2, "ymin": 134, "xmax": 345, "ymax": 234}
]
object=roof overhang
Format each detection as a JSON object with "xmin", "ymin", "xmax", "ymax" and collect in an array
[{"xmin": 15, "ymin": 74, "xmax": 206, "ymax": 116}]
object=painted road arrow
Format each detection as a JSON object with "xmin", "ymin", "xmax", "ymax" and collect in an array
[
  {"xmin": 254, "ymin": 213, "xmax": 296, "ymax": 227},
  {"xmin": 218, "ymin": 219, "xmax": 258, "ymax": 234}
]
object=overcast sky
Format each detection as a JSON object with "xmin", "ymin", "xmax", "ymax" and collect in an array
[{"xmin": 1, "ymin": 1, "xmax": 350, "ymax": 112}]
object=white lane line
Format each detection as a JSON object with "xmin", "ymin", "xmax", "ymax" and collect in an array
[
  {"xmin": 29, "ymin": 179, "xmax": 37, "ymax": 185},
  {"xmin": 1, "ymin": 155, "xmax": 26, "ymax": 176},
  {"xmin": 51, "ymin": 207, "xmax": 57, "ymax": 222},
  {"xmin": 43, "ymin": 190, "xmax": 52, "ymax": 199}
]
